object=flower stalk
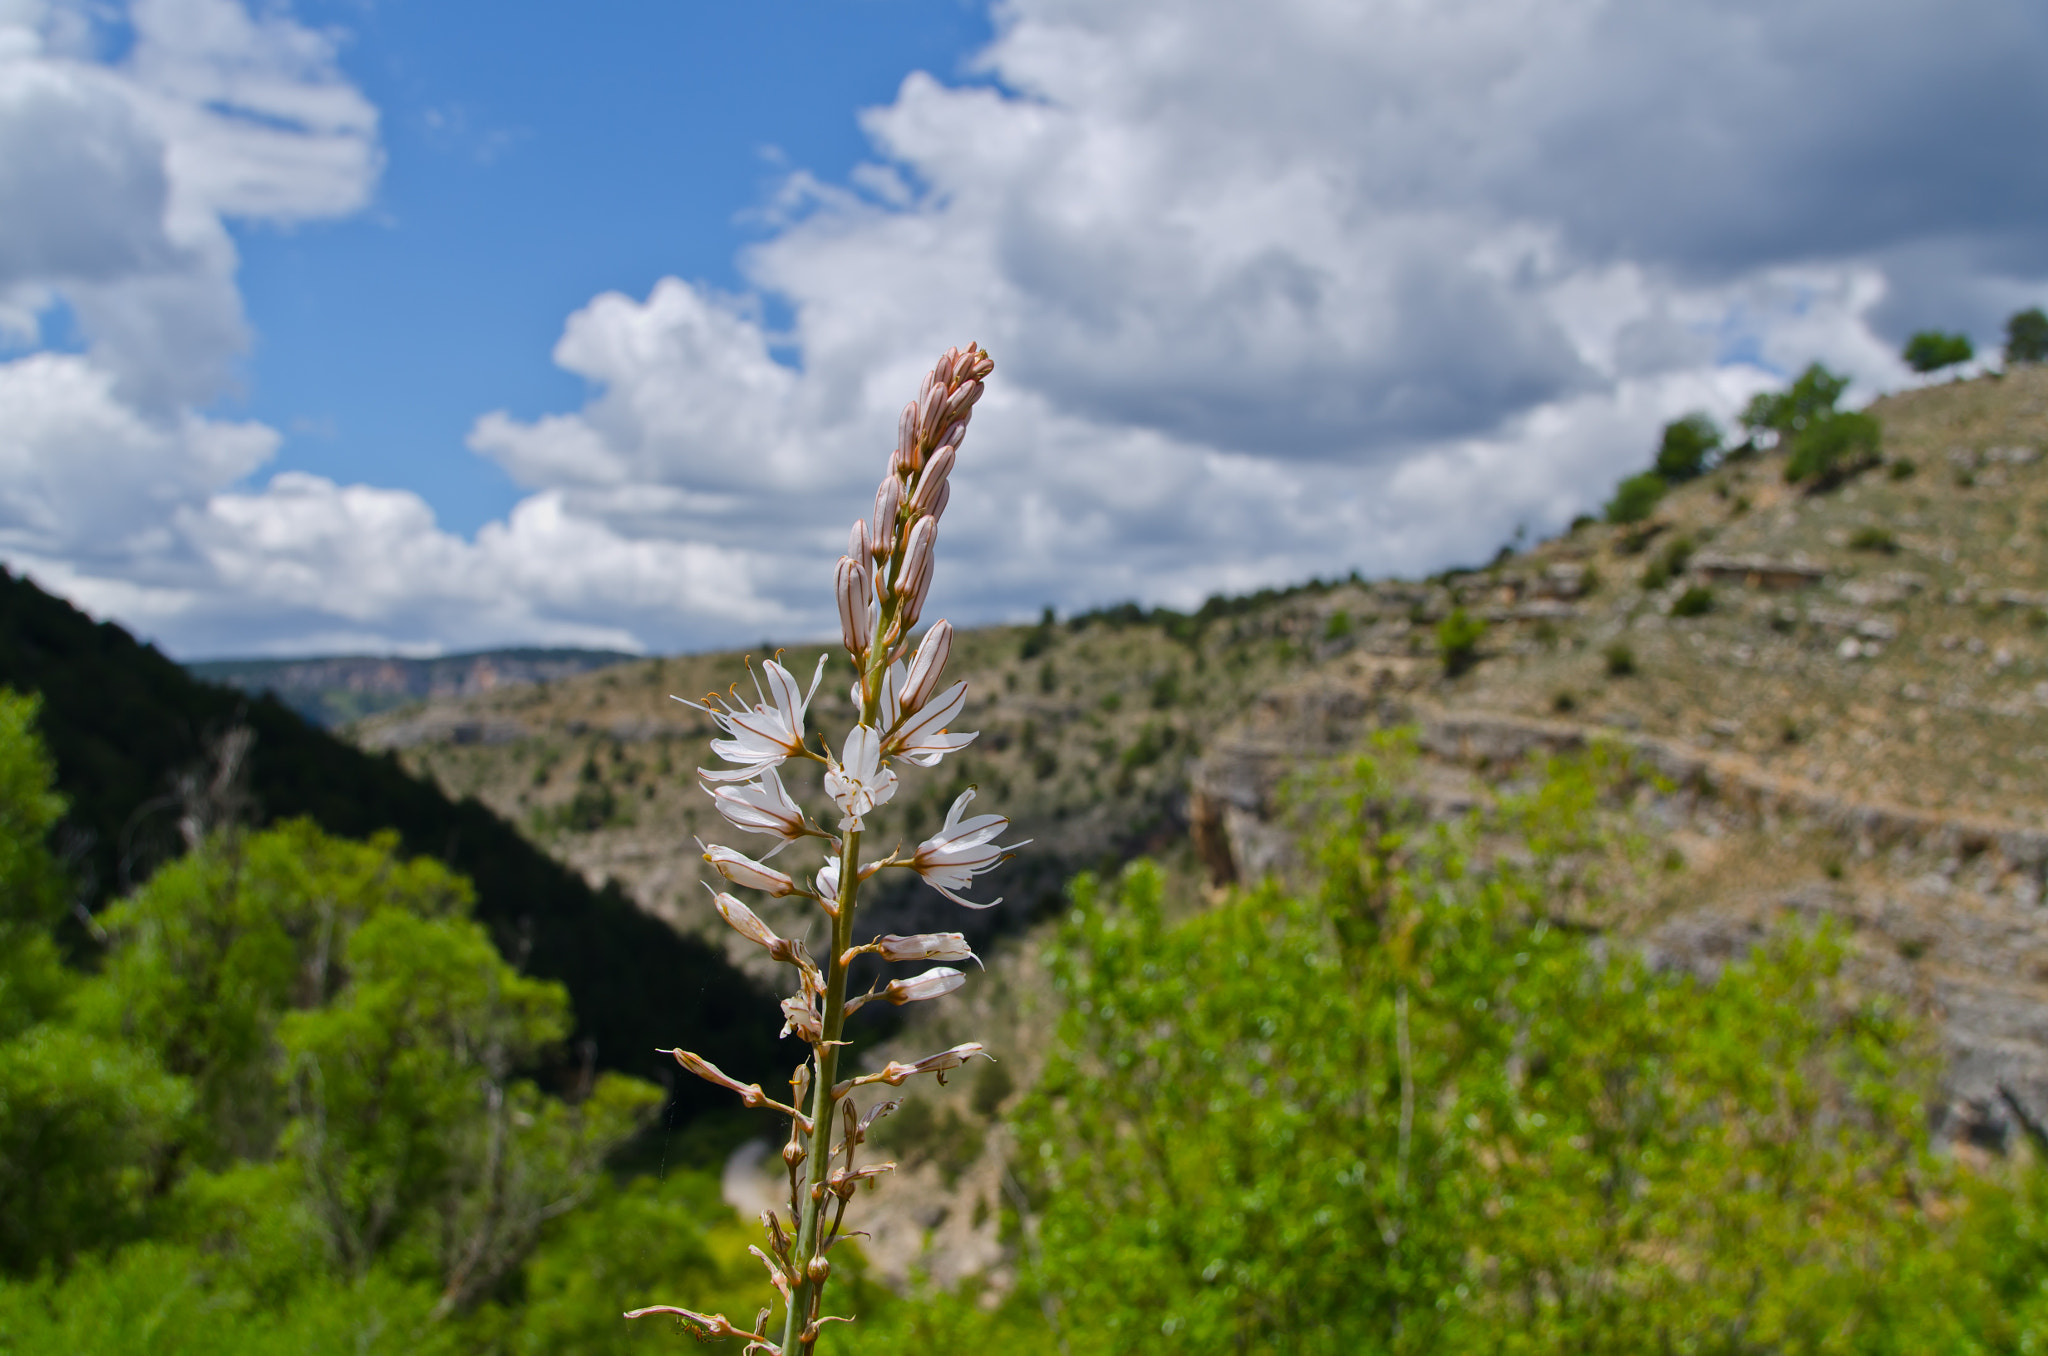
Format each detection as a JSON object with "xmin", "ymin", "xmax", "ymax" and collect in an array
[{"xmin": 634, "ymin": 344, "xmax": 1024, "ymax": 1355}]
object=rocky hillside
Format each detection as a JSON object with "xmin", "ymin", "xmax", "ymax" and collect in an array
[
  {"xmin": 349, "ymin": 366, "xmax": 2048, "ymax": 1287},
  {"xmin": 190, "ymin": 647, "xmax": 636, "ymax": 727}
]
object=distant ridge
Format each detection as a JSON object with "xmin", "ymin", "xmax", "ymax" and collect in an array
[
  {"xmin": 189, "ymin": 648, "xmax": 638, "ymax": 728},
  {"xmin": 0, "ymin": 567, "xmax": 774, "ymax": 1116}
]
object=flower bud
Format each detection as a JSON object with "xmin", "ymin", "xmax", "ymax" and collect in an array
[
  {"xmin": 782, "ymin": 1140, "xmax": 805, "ymax": 1169},
  {"xmin": 917, "ymin": 382, "xmax": 948, "ymax": 449},
  {"xmin": 806, "ymin": 1255, "xmax": 831, "ymax": 1284},
  {"xmin": 884, "ymin": 966, "xmax": 965, "ymax": 1005},
  {"xmin": 940, "ymin": 378, "xmax": 983, "ymax": 425},
  {"xmin": 895, "ymin": 518, "xmax": 936, "ymax": 627},
  {"xmin": 836, "ymin": 556, "xmax": 873, "ymax": 656},
  {"xmin": 893, "ymin": 400, "xmax": 919, "ymax": 474},
  {"xmin": 908, "ymin": 445, "xmax": 955, "ymax": 521},
  {"xmin": 935, "ymin": 418, "xmax": 967, "ymax": 455},
  {"xmin": 934, "ymin": 480, "xmax": 950, "ymax": 522},
  {"xmin": 703, "ymin": 844, "xmax": 798, "ymax": 897},
  {"xmin": 899, "ymin": 620, "xmax": 952, "ymax": 713},
  {"xmin": 713, "ymin": 891, "xmax": 781, "ymax": 952},
  {"xmin": 848, "ymin": 516, "xmax": 870, "ymax": 562},
  {"xmin": 873, "ymin": 931, "xmax": 976, "ymax": 965},
  {"xmin": 872, "ymin": 476, "xmax": 903, "ymax": 556}
]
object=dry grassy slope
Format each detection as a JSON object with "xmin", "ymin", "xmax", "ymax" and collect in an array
[{"xmin": 350, "ymin": 368, "xmax": 2048, "ymax": 1289}]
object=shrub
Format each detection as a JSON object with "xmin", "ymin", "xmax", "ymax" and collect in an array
[
  {"xmin": 1671, "ymin": 585, "xmax": 1714, "ymax": 618},
  {"xmin": 1743, "ymin": 362, "xmax": 1850, "ymax": 441},
  {"xmin": 1902, "ymin": 329, "xmax": 1974, "ymax": 373},
  {"xmin": 1640, "ymin": 535, "xmax": 1694, "ymax": 591},
  {"xmin": 1435, "ymin": 607, "xmax": 1487, "ymax": 678},
  {"xmin": 1654, "ymin": 413, "xmax": 1721, "ymax": 482},
  {"xmin": 1889, "ymin": 457, "xmax": 1918, "ymax": 480},
  {"xmin": 2007, "ymin": 307, "xmax": 2048, "ymax": 365},
  {"xmin": 1785, "ymin": 409, "xmax": 1881, "ymax": 485},
  {"xmin": 1849, "ymin": 525, "xmax": 1898, "ymax": 553},
  {"xmin": 1604, "ymin": 642, "xmax": 1637, "ymax": 677},
  {"xmin": 1604, "ymin": 471, "xmax": 1667, "ymax": 525}
]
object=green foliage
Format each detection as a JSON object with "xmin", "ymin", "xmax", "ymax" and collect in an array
[
  {"xmin": 1850, "ymin": 525, "xmax": 1899, "ymax": 553},
  {"xmin": 1743, "ymin": 362, "xmax": 1852, "ymax": 438},
  {"xmin": 1654, "ymin": 413, "xmax": 1721, "ymax": 482},
  {"xmin": 0, "ymin": 1024, "xmax": 190, "ymax": 1273},
  {"xmin": 1435, "ymin": 607, "xmax": 1487, "ymax": 678},
  {"xmin": 1322, "ymin": 610, "xmax": 1353, "ymax": 642},
  {"xmin": 1017, "ymin": 748, "xmax": 1963, "ymax": 1355},
  {"xmin": 1603, "ymin": 641, "xmax": 1637, "ymax": 677},
  {"xmin": 78, "ymin": 821, "xmax": 473, "ymax": 1164},
  {"xmin": 1903, "ymin": 329, "xmax": 1973, "ymax": 373},
  {"xmin": 1639, "ymin": 534, "xmax": 1694, "ymax": 590},
  {"xmin": 2007, "ymin": 307, "xmax": 2048, "ymax": 365},
  {"xmin": 1670, "ymin": 584, "xmax": 1715, "ymax": 617},
  {"xmin": 1786, "ymin": 409, "xmax": 1883, "ymax": 485},
  {"xmin": 0, "ymin": 691, "xmax": 71, "ymax": 1039},
  {"xmin": 1603, "ymin": 470, "xmax": 1666, "ymax": 525}
]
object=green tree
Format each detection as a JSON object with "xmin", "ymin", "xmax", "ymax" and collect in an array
[
  {"xmin": 1785, "ymin": 409, "xmax": 1882, "ymax": 485},
  {"xmin": 1902, "ymin": 329, "xmax": 1973, "ymax": 373},
  {"xmin": 0, "ymin": 689, "xmax": 190, "ymax": 1274},
  {"xmin": 1016, "ymin": 745, "xmax": 1964, "ymax": 1355},
  {"xmin": 1603, "ymin": 470, "xmax": 1667, "ymax": 524},
  {"xmin": 2006, "ymin": 307, "xmax": 2048, "ymax": 365},
  {"xmin": 278, "ymin": 907, "xmax": 660, "ymax": 1314},
  {"xmin": 1742, "ymin": 361, "xmax": 1851, "ymax": 438},
  {"xmin": 78, "ymin": 821, "xmax": 474, "ymax": 1165},
  {"xmin": 1654, "ymin": 412, "xmax": 1721, "ymax": 482}
]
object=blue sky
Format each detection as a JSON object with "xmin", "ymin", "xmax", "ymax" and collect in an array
[
  {"xmin": 2, "ymin": 0, "xmax": 2045, "ymax": 659},
  {"xmin": 237, "ymin": 1, "xmax": 993, "ymax": 535}
]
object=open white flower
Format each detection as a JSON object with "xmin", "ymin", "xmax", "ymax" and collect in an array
[
  {"xmin": 910, "ymin": 788, "xmax": 1027, "ymax": 908},
  {"xmin": 884, "ymin": 679, "xmax": 976, "ymax": 768},
  {"xmin": 823, "ymin": 724, "xmax": 899, "ymax": 832},
  {"xmin": 677, "ymin": 655, "xmax": 827, "ymax": 783},
  {"xmin": 705, "ymin": 766, "xmax": 806, "ymax": 856}
]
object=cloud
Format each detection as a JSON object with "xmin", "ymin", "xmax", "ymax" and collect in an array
[{"xmin": 7, "ymin": 0, "xmax": 2048, "ymax": 658}]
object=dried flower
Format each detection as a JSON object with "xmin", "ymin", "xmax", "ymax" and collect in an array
[{"xmin": 870, "ymin": 931, "xmax": 977, "ymax": 965}]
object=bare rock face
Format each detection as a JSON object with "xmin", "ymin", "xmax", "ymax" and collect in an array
[{"xmin": 1191, "ymin": 670, "xmax": 2048, "ymax": 1149}]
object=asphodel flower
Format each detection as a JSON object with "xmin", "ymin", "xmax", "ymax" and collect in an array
[
  {"xmin": 680, "ymin": 655, "xmax": 828, "ymax": 783},
  {"xmin": 910, "ymin": 788, "xmax": 1027, "ymax": 908},
  {"xmin": 822, "ymin": 725, "xmax": 898, "ymax": 831},
  {"xmin": 705, "ymin": 766, "xmax": 807, "ymax": 856},
  {"xmin": 884, "ymin": 679, "xmax": 976, "ymax": 767},
  {"xmin": 637, "ymin": 343, "xmax": 1011, "ymax": 1356}
]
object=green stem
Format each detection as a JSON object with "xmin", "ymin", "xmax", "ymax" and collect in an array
[{"xmin": 783, "ymin": 829, "xmax": 858, "ymax": 1354}]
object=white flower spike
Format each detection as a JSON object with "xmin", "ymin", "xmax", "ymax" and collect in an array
[{"xmin": 910, "ymin": 788, "xmax": 1028, "ymax": 908}]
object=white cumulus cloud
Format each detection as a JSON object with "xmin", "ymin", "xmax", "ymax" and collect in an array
[{"xmin": 7, "ymin": 0, "xmax": 2048, "ymax": 658}]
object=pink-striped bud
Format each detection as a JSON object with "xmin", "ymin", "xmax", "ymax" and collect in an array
[
  {"xmin": 703, "ymin": 844, "xmax": 798, "ymax": 897},
  {"xmin": 893, "ymin": 401, "xmax": 919, "ymax": 475},
  {"xmin": 940, "ymin": 379, "xmax": 982, "ymax": 426},
  {"xmin": 908, "ymin": 445, "xmax": 955, "ymax": 520},
  {"xmin": 836, "ymin": 556, "xmax": 873, "ymax": 656},
  {"xmin": 848, "ymin": 517, "xmax": 870, "ymax": 562},
  {"xmin": 933, "ymin": 480, "xmax": 950, "ymax": 523},
  {"xmin": 872, "ymin": 931, "xmax": 976, "ymax": 965},
  {"xmin": 884, "ymin": 967, "xmax": 965, "ymax": 1005},
  {"xmin": 895, "ymin": 518, "xmax": 936, "ymax": 628},
  {"xmin": 917, "ymin": 382, "xmax": 948, "ymax": 450},
  {"xmin": 959, "ymin": 345, "xmax": 993, "ymax": 381},
  {"xmin": 872, "ymin": 476, "xmax": 903, "ymax": 556},
  {"xmin": 900, "ymin": 620, "xmax": 952, "ymax": 712},
  {"xmin": 935, "ymin": 418, "xmax": 967, "ymax": 456}
]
